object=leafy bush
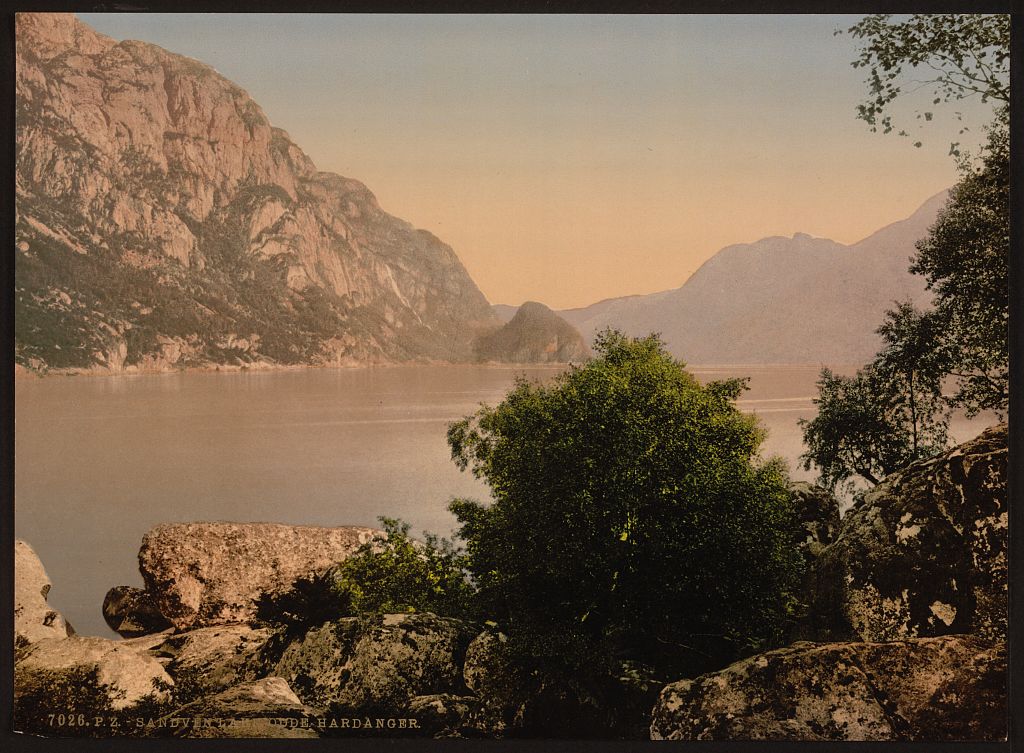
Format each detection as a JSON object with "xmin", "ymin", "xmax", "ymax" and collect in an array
[
  {"xmin": 334, "ymin": 518, "xmax": 476, "ymax": 619},
  {"xmin": 447, "ymin": 330, "xmax": 803, "ymax": 681},
  {"xmin": 256, "ymin": 517, "xmax": 475, "ymax": 632}
]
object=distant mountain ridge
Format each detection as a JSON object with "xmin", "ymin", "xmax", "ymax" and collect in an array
[
  {"xmin": 557, "ymin": 192, "xmax": 947, "ymax": 364},
  {"xmin": 15, "ymin": 13, "xmax": 498, "ymax": 373},
  {"xmin": 475, "ymin": 302, "xmax": 588, "ymax": 363}
]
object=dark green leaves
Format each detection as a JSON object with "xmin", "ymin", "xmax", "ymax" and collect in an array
[
  {"xmin": 843, "ymin": 14, "xmax": 1008, "ymax": 147},
  {"xmin": 801, "ymin": 303, "xmax": 952, "ymax": 493},
  {"xmin": 911, "ymin": 112, "xmax": 1009, "ymax": 416},
  {"xmin": 447, "ymin": 330, "xmax": 803, "ymax": 680}
]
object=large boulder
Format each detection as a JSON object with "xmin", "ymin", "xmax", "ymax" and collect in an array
[
  {"xmin": 15, "ymin": 540, "xmax": 73, "ymax": 647},
  {"xmin": 15, "ymin": 636, "xmax": 174, "ymax": 714},
  {"xmin": 651, "ymin": 635, "xmax": 1006, "ymax": 741},
  {"xmin": 147, "ymin": 624, "xmax": 275, "ymax": 701},
  {"xmin": 149, "ymin": 678, "xmax": 321, "ymax": 738},
  {"xmin": 273, "ymin": 612, "xmax": 474, "ymax": 713},
  {"xmin": 810, "ymin": 425, "xmax": 1007, "ymax": 642},
  {"xmin": 103, "ymin": 586, "xmax": 172, "ymax": 638},
  {"xmin": 137, "ymin": 522, "xmax": 381, "ymax": 629}
]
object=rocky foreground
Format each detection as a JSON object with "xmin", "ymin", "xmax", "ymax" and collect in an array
[{"xmin": 14, "ymin": 425, "xmax": 1007, "ymax": 739}]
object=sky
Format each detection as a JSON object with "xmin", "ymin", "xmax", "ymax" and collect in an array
[{"xmin": 79, "ymin": 13, "xmax": 1000, "ymax": 309}]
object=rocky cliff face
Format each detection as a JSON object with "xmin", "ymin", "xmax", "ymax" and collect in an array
[
  {"xmin": 15, "ymin": 13, "xmax": 497, "ymax": 373},
  {"xmin": 473, "ymin": 301, "xmax": 589, "ymax": 363}
]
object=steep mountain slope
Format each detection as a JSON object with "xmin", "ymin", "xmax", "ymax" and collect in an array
[
  {"xmin": 474, "ymin": 301, "xmax": 588, "ymax": 363},
  {"xmin": 15, "ymin": 13, "xmax": 497, "ymax": 373},
  {"xmin": 559, "ymin": 192, "xmax": 946, "ymax": 364}
]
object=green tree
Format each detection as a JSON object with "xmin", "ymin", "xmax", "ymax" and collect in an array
[
  {"xmin": 447, "ymin": 330, "xmax": 803, "ymax": 681},
  {"xmin": 911, "ymin": 113, "xmax": 1009, "ymax": 415},
  {"xmin": 872, "ymin": 302, "xmax": 951, "ymax": 453},
  {"xmin": 844, "ymin": 14, "xmax": 1008, "ymax": 149},
  {"xmin": 804, "ymin": 14, "xmax": 1010, "ymax": 489},
  {"xmin": 801, "ymin": 305, "xmax": 951, "ymax": 492},
  {"xmin": 802, "ymin": 304, "xmax": 950, "ymax": 491}
]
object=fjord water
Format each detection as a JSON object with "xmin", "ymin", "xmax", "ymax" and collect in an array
[{"xmin": 15, "ymin": 365, "xmax": 994, "ymax": 638}]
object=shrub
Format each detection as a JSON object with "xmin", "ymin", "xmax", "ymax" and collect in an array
[
  {"xmin": 255, "ymin": 517, "xmax": 475, "ymax": 633},
  {"xmin": 333, "ymin": 517, "xmax": 476, "ymax": 619},
  {"xmin": 447, "ymin": 330, "xmax": 803, "ymax": 681}
]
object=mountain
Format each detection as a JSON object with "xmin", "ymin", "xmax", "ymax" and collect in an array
[
  {"xmin": 558, "ymin": 192, "xmax": 947, "ymax": 364},
  {"xmin": 14, "ymin": 13, "xmax": 498, "ymax": 373},
  {"xmin": 491, "ymin": 304, "xmax": 520, "ymax": 324},
  {"xmin": 474, "ymin": 302, "xmax": 589, "ymax": 364}
]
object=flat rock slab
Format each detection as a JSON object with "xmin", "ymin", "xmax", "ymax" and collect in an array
[
  {"xmin": 150, "ymin": 677, "xmax": 320, "ymax": 738},
  {"xmin": 15, "ymin": 540, "xmax": 73, "ymax": 647},
  {"xmin": 651, "ymin": 635, "xmax": 1006, "ymax": 741},
  {"xmin": 138, "ymin": 522, "xmax": 380, "ymax": 629},
  {"xmin": 15, "ymin": 636, "xmax": 174, "ymax": 713}
]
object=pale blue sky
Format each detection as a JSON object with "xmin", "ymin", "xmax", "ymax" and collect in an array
[{"xmin": 78, "ymin": 13, "xmax": 999, "ymax": 308}]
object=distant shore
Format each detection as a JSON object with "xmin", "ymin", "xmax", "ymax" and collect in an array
[{"xmin": 14, "ymin": 358, "xmax": 575, "ymax": 380}]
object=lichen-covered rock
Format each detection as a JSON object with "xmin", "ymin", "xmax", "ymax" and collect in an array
[
  {"xmin": 150, "ymin": 678, "xmax": 320, "ymax": 738},
  {"xmin": 15, "ymin": 540, "xmax": 73, "ymax": 647},
  {"xmin": 462, "ymin": 631, "xmax": 527, "ymax": 734},
  {"xmin": 15, "ymin": 636, "xmax": 173, "ymax": 712},
  {"xmin": 137, "ymin": 522, "xmax": 380, "ymax": 629},
  {"xmin": 811, "ymin": 425, "xmax": 1007, "ymax": 642},
  {"xmin": 148, "ymin": 624, "xmax": 274, "ymax": 700},
  {"xmin": 274, "ymin": 613, "xmax": 474, "ymax": 713},
  {"xmin": 788, "ymin": 481, "xmax": 840, "ymax": 555},
  {"xmin": 103, "ymin": 586, "xmax": 172, "ymax": 638},
  {"xmin": 408, "ymin": 694, "xmax": 486, "ymax": 738},
  {"xmin": 650, "ymin": 635, "xmax": 1006, "ymax": 741}
]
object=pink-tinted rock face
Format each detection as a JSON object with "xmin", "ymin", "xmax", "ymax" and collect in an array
[
  {"xmin": 137, "ymin": 522, "xmax": 381, "ymax": 629},
  {"xmin": 15, "ymin": 539, "xmax": 74, "ymax": 648},
  {"xmin": 16, "ymin": 13, "xmax": 496, "ymax": 372},
  {"xmin": 15, "ymin": 635, "xmax": 174, "ymax": 711}
]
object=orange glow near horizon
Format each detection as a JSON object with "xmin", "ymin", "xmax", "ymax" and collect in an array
[{"xmin": 78, "ymin": 13, "xmax": 995, "ymax": 310}]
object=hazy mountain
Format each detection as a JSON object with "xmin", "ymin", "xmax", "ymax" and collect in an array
[
  {"xmin": 474, "ymin": 302, "xmax": 589, "ymax": 364},
  {"xmin": 15, "ymin": 13, "xmax": 498, "ymax": 373},
  {"xmin": 558, "ymin": 192, "xmax": 947, "ymax": 364}
]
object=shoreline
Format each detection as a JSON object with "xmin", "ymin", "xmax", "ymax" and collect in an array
[
  {"xmin": 14, "ymin": 358, "xmax": 853, "ymax": 381},
  {"xmin": 14, "ymin": 358, "xmax": 576, "ymax": 381}
]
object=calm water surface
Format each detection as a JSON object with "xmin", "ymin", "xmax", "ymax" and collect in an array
[{"xmin": 15, "ymin": 364, "xmax": 994, "ymax": 637}]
